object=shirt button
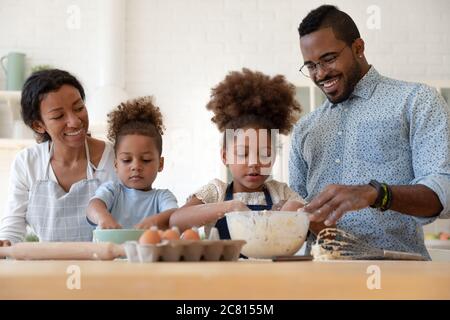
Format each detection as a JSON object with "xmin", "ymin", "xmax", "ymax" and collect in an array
[
  {"xmin": 337, "ymin": 131, "xmax": 342, "ymax": 136},
  {"xmin": 335, "ymin": 159, "xmax": 341, "ymax": 164}
]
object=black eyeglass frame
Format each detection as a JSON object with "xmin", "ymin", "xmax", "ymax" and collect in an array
[{"xmin": 299, "ymin": 45, "xmax": 348, "ymax": 78}]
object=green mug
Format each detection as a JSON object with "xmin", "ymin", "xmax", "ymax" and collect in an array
[{"xmin": 1, "ymin": 52, "xmax": 26, "ymax": 91}]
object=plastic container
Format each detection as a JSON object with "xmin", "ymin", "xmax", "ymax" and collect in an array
[{"xmin": 124, "ymin": 239, "xmax": 246, "ymax": 262}]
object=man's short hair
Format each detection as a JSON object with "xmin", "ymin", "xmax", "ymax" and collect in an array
[{"xmin": 298, "ymin": 5, "xmax": 360, "ymax": 46}]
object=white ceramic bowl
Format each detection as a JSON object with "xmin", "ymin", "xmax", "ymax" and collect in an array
[{"xmin": 225, "ymin": 210, "xmax": 310, "ymax": 259}]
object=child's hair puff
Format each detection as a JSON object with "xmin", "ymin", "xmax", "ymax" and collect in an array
[
  {"xmin": 107, "ymin": 96, "xmax": 165, "ymax": 154},
  {"xmin": 206, "ymin": 68, "xmax": 302, "ymax": 135}
]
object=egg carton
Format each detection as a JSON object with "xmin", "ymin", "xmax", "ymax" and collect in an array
[{"xmin": 124, "ymin": 239, "xmax": 246, "ymax": 262}]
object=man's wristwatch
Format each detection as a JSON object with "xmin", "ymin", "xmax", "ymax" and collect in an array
[{"xmin": 368, "ymin": 180, "xmax": 393, "ymax": 211}]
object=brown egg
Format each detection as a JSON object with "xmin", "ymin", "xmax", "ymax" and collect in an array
[
  {"xmin": 139, "ymin": 227, "xmax": 161, "ymax": 245},
  {"xmin": 181, "ymin": 228, "xmax": 200, "ymax": 241},
  {"xmin": 161, "ymin": 226, "xmax": 180, "ymax": 240}
]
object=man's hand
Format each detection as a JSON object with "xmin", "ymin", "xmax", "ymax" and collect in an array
[
  {"xmin": 309, "ymin": 221, "xmax": 336, "ymax": 236},
  {"xmin": 304, "ymin": 184, "xmax": 377, "ymax": 226}
]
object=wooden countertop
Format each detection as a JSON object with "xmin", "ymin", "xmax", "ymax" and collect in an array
[{"xmin": 1, "ymin": 259, "xmax": 449, "ymax": 299}]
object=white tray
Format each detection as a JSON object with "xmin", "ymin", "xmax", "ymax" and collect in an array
[{"xmin": 124, "ymin": 239, "xmax": 246, "ymax": 262}]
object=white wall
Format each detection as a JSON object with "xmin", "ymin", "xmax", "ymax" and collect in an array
[
  {"xmin": 0, "ymin": 0, "xmax": 449, "ymax": 205},
  {"xmin": 0, "ymin": 0, "xmax": 100, "ymax": 98}
]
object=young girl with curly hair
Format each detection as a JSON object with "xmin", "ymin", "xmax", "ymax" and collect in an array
[
  {"xmin": 170, "ymin": 68, "xmax": 306, "ymax": 239},
  {"xmin": 87, "ymin": 96, "xmax": 178, "ymax": 230}
]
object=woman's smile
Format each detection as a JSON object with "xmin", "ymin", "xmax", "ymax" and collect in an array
[{"xmin": 64, "ymin": 128, "xmax": 84, "ymax": 136}]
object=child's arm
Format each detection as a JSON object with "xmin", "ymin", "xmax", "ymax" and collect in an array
[
  {"xmin": 87, "ymin": 199, "xmax": 122, "ymax": 229},
  {"xmin": 134, "ymin": 208, "xmax": 177, "ymax": 230},
  {"xmin": 169, "ymin": 196, "xmax": 249, "ymax": 232}
]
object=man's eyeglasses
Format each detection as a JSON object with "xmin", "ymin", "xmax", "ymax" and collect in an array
[{"xmin": 299, "ymin": 46, "xmax": 348, "ymax": 78}]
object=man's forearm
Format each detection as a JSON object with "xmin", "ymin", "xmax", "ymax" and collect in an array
[
  {"xmin": 304, "ymin": 183, "xmax": 443, "ymax": 226},
  {"xmin": 390, "ymin": 184, "xmax": 442, "ymax": 217}
]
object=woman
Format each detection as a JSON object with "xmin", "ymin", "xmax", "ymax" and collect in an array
[{"xmin": 0, "ymin": 69, "xmax": 116, "ymax": 246}]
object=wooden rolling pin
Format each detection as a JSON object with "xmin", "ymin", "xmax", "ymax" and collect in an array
[{"xmin": 0, "ymin": 242, "xmax": 125, "ymax": 260}]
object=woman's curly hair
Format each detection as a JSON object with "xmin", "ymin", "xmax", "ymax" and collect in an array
[
  {"xmin": 206, "ymin": 68, "xmax": 302, "ymax": 135},
  {"xmin": 107, "ymin": 96, "xmax": 165, "ymax": 154}
]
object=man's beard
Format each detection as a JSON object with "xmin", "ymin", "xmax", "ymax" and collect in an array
[{"xmin": 323, "ymin": 61, "xmax": 362, "ymax": 104}]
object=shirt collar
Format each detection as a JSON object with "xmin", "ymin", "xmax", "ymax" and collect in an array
[
  {"xmin": 350, "ymin": 65, "xmax": 380, "ymax": 100},
  {"xmin": 328, "ymin": 66, "xmax": 380, "ymax": 108}
]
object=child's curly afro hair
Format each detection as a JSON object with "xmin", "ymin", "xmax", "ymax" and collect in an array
[
  {"xmin": 107, "ymin": 96, "xmax": 165, "ymax": 154},
  {"xmin": 206, "ymin": 68, "xmax": 302, "ymax": 135}
]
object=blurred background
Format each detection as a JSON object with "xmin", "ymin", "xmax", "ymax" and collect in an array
[{"xmin": 0, "ymin": 0, "xmax": 449, "ymax": 244}]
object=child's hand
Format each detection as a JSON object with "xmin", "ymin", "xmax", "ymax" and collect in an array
[
  {"xmin": 271, "ymin": 200, "xmax": 287, "ymax": 211},
  {"xmin": 280, "ymin": 200, "xmax": 305, "ymax": 212},
  {"xmin": 134, "ymin": 216, "xmax": 159, "ymax": 230},
  {"xmin": 98, "ymin": 215, "xmax": 122, "ymax": 229},
  {"xmin": 226, "ymin": 200, "xmax": 250, "ymax": 213},
  {"xmin": 0, "ymin": 240, "xmax": 11, "ymax": 247}
]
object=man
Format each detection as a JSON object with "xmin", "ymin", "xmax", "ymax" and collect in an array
[{"xmin": 289, "ymin": 5, "xmax": 450, "ymax": 259}]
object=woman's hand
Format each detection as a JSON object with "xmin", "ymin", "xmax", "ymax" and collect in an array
[
  {"xmin": 0, "ymin": 240, "xmax": 11, "ymax": 247},
  {"xmin": 98, "ymin": 215, "xmax": 122, "ymax": 229}
]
